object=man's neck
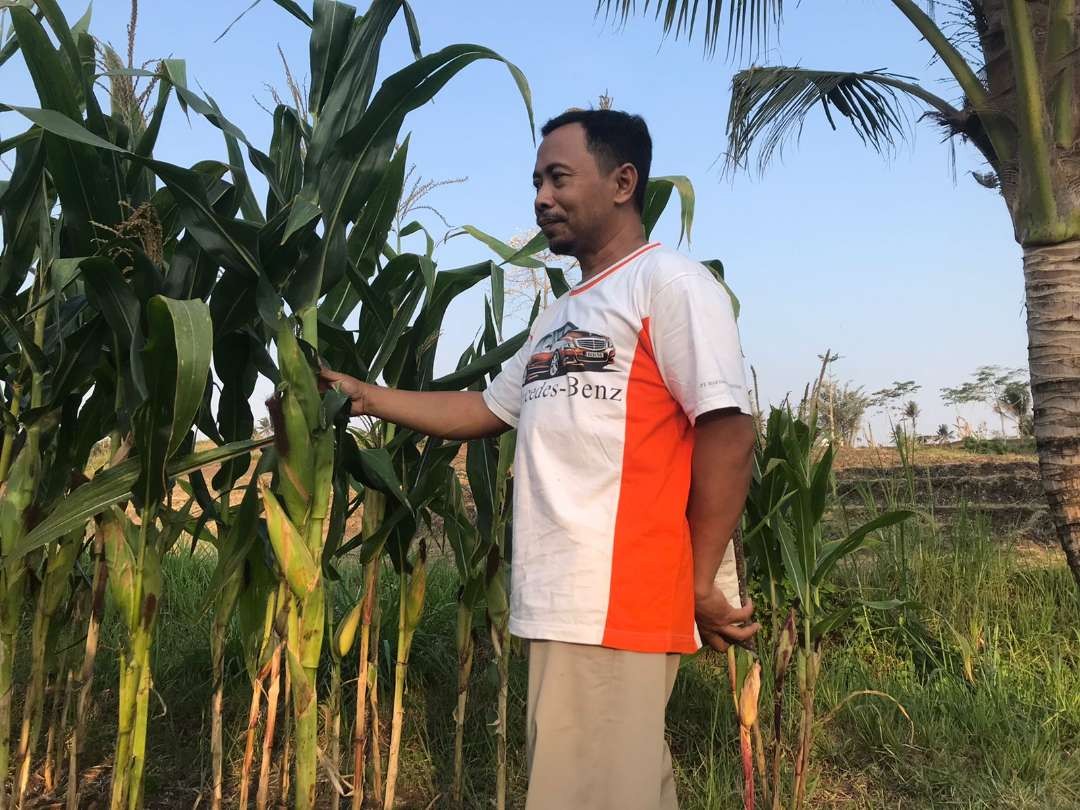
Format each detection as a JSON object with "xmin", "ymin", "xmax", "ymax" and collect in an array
[{"xmin": 576, "ymin": 223, "xmax": 648, "ymax": 284}]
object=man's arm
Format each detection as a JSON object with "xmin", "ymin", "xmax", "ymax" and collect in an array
[
  {"xmin": 688, "ymin": 408, "xmax": 760, "ymax": 651},
  {"xmin": 319, "ymin": 369, "xmax": 510, "ymax": 440}
]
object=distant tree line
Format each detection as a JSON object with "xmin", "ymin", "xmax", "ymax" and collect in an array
[{"xmin": 808, "ymin": 363, "xmax": 1032, "ymax": 448}]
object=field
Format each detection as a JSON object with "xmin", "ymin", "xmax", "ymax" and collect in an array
[{"xmin": 17, "ymin": 446, "xmax": 1079, "ymax": 809}]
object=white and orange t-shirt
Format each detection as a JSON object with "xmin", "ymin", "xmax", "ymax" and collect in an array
[{"xmin": 482, "ymin": 242, "xmax": 752, "ymax": 654}]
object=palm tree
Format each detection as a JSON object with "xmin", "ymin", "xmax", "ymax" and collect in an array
[
  {"xmin": 936, "ymin": 424, "xmax": 955, "ymax": 444},
  {"xmin": 596, "ymin": 0, "xmax": 1080, "ymax": 587},
  {"xmin": 902, "ymin": 400, "xmax": 921, "ymax": 440}
]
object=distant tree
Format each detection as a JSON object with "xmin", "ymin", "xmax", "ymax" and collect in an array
[
  {"xmin": 943, "ymin": 366, "xmax": 1028, "ymax": 437},
  {"xmin": 935, "ymin": 424, "xmax": 954, "ymax": 444},
  {"xmin": 255, "ymin": 416, "xmax": 272, "ymax": 438},
  {"xmin": 871, "ymin": 380, "xmax": 921, "ymax": 412},
  {"xmin": 996, "ymin": 380, "xmax": 1033, "ymax": 437},
  {"xmin": 815, "ymin": 379, "xmax": 870, "ymax": 447}
]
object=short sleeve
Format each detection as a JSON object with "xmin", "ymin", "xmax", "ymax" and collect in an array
[
  {"xmin": 649, "ymin": 269, "xmax": 752, "ymax": 424},
  {"xmin": 481, "ymin": 336, "xmax": 531, "ymax": 428}
]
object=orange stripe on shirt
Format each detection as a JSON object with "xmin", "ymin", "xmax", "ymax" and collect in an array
[
  {"xmin": 601, "ymin": 317, "xmax": 699, "ymax": 654},
  {"xmin": 570, "ymin": 242, "xmax": 661, "ymax": 296}
]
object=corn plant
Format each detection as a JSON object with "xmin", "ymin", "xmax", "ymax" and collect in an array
[
  {"xmin": 743, "ymin": 400, "xmax": 913, "ymax": 809},
  {"xmin": 83, "ymin": 0, "xmax": 533, "ymax": 803},
  {"xmin": 435, "ymin": 302, "xmax": 525, "ymax": 807},
  {"xmin": 1, "ymin": 7, "xmax": 271, "ymax": 808}
]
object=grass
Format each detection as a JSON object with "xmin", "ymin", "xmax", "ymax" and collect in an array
[{"xmin": 20, "ymin": 489, "xmax": 1080, "ymax": 809}]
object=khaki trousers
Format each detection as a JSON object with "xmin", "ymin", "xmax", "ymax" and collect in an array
[{"xmin": 525, "ymin": 640, "xmax": 680, "ymax": 810}]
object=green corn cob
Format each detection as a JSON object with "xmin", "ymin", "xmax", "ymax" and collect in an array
[{"xmin": 261, "ymin": 486, "xmax": 320, "ymax": 601}]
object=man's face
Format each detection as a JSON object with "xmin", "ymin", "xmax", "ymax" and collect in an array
[{"xmin": 533, "ymin": 123, "xmax": 617, "ymax": 257}]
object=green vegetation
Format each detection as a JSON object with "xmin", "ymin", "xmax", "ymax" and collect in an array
[
  {"xmin": 2, "ymin": 2, "xmax": 1077, "ymax": 807},
  {"xmin": 39, "ymin": 492, "xmax": 1076, "ymax": 809}
]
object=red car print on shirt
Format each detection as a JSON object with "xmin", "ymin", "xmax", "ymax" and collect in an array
[{"xmin": 523, "ymin": 322, "xmax": 616, "ymax": 384}]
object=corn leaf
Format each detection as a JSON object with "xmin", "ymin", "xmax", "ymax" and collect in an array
[
  {"xmin": 304, "ymin": 43, "xmax": 533, "ymax": 312},
  {"xmin": 15, "ymin": 435, "xmax": 270, "ymax": 559},
  {"xmin": 309, "ymin": 1, "xmax": 357, "ymax": 117},
  {"xmin": 460, "ymin": 225, "xmax": 544, "ymax": 269},
  {"xmin": 200, "ymin": 478, "xmax": 261, "ymax": 614},
  {"xmin": 265, "ymin": 105, "xmax": 303, "ymax": 217},
  {"xmin": 211, "ymin": 333, "xmax": 257, "ymax": 492},
  {"xmin": 345, "ymin": 137, "xmax": 410, "ymax": 280},
  {"xmin": 0, "ymin": 306, "xmax": 49, "ymax": 374},
  {"xmin": 429, "ymin": 327, "xmax": 528, "ymax": 391},
  {"xmin": 5, "ymin": 8, "xmax": 118, "ymax": 246},
  {"xmin": 272, "ymin": 0, "xmax": 314, "ymax": 26},
  {"xmin": 0, "ymin": 5, "xmax": 42, "ymax": 69},
  {"xmin": 776, "ymin": 516, "xmax": 809, "ymax": 605},
  {"xmin": 401, "ymin": 260, "xmax": 495, "ymax": 389},
  {"xmin": 546, "ymin": 266, "xmax": 570, "ymax": 298},
  {"xmin": 809, "ymin": 444, "xmax": 834, "ymax": 524},
  {"xmin": 144, "ymin": 159, "xmax": 262, "ymax": 277},
  {"xmin": 133, "ymin": 296, "xmax": 213, "ymax": 506},
  {"xmin": 812, "ymin": 599, "xmax": 908, "ymax": 641},
  {"xmin": 402, "ymin": 1, "xmax": 422, "ymax": 58},
  {"xmin": 0, "ymin": 136, "xmax": 44, "ymax": 296},
  {"xmin": 646, "ymin": 175, "xmax": 695, "ymax": 244},
  {"xmin": 343, "ymin": 444, "xmax": 409, "ymax": 510},
  {"xmin": 812, "ymin": 510, "xmax": 915, "ymax": 587},
  {"xmin": 304, "ymin": 0, "xmax": 403, "ymax": 175}
]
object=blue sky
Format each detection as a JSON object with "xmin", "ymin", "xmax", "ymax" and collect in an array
[{"xmin": 1, "ymin": 0, "xmax": 1028, "ymax": 440}]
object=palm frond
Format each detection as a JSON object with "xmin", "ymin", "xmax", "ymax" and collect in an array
[
  {"xmin": 726, "ymin": 66, "xmax": 960, "ymax": 173},
  {"xmin": 594, "ymin": 0, "xmax": 783, "ymax": 57},
  {"xmin": 925, "ymin": 1, "xmax": 990, "ymax": 83}
]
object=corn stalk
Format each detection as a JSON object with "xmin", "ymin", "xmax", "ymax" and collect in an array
[
  {"xmin": 67, "ymin": 522, "xmax": 109, "ymax": 810},
  {"xmin": 14, "ymin": 527, "xmax": 80, "ymax": 808},
  {"xmin": 383, "ymin": 542, "xmax": 426, "ymax": 809}
]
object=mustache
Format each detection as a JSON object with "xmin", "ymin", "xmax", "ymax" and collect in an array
[{"xmin": 536, "ymin": 215, "xmax": 564, "ymax": 226}]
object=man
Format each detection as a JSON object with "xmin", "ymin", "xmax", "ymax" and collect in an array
[{"xmin": 321, "ymin": 109, "xmax": 758, "ymax": 810}]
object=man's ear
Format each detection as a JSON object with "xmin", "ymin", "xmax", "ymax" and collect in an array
[{"xmin": 612, "ymin": 162, "xmax": 639, "ymax": 207}]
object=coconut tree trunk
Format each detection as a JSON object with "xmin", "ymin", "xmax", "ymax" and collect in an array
[{"xmin": 1023, "ymin": 241, "xmax": 1080, "ymax": 587}]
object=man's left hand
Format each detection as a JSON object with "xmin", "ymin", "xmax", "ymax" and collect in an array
[{"xmin": 695, "ymin": 585, "xmax": 760, "ymax": 652}]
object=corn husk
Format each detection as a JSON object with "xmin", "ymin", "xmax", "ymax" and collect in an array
[
  {"xmin": 775, "ymin": 608, "xmax": 797, "ymax": 681},
  {"xmin": 334, "ymin": 599, "xmax": 364, "ymax": 660},
  {"xmin": 262, "ymin": 486, "xmax": 320, "ymax": 601},
  {"xmin": 739, "ymin": 661, "xmax": 762, "ymax": 728},
  {"xmin": 275, "ymin": 323, "xmax": 320, "ymax": 430}
]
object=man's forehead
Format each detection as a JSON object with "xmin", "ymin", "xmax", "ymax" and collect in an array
[{"xmin": 534, "ymin": 124, "xmax": 589, "ymax": 172}]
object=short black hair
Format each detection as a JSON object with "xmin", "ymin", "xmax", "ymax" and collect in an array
[{"xmin": 540, "ymin": 109, "xmax": 652, "ymax": 212}]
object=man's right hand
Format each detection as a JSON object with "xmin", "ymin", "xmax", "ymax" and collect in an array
[
  {"xmin": 318, "ymin": 368, "xmax": 369, "ymax": 417},
  {"xmin": 314, "ymin": 366, "xmax": 509, "ymax": 440}
]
